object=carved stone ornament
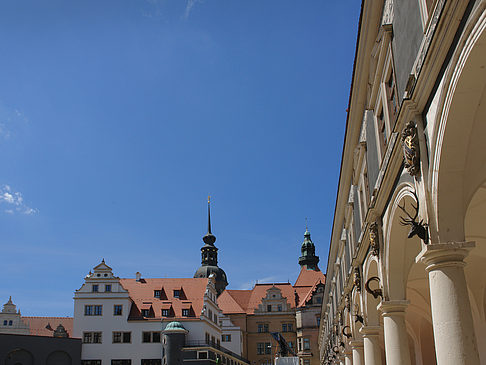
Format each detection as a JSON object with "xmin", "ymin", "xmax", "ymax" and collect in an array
[
  {"xmin": 353, "ymin": 268, "xmax": 361, "ymax": 293},
  {"xmin": 401, "ymin": 121, "xmax": 420, "ymax": 177},
  {"xmin": 345, "ymin": 294, "xmax": 351, "ymax": 312},
  {"xmin": 369, "ymin": 222, "xmax": 379, "ymax": 256}
]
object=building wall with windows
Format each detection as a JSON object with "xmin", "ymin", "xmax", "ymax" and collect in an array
[
  {"xmin": 219, "ymin": 230, "xmax": 325, "ymax": 365},
  {"xmin": 319, "ymin": 1, "xmax": 486, "ymax": 364},
  {"xmin": 74, "ymin": 260, "xmax": 244, "ymax": 365}
]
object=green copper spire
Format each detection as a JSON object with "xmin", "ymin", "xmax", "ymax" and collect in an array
[{"xmin": 299, "ymin": 227, "xmax": 319, "ymax": 270}]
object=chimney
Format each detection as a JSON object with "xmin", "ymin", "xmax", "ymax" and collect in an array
[{"xmin": 136, "ymin": 272, "xmax": 141, "ymax": 282}]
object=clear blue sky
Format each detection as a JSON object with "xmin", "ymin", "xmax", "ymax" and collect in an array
[{"xmin": 0, "ymin": 0, "xmax": 360, "ymax": 316}]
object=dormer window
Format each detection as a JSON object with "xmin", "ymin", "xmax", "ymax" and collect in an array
[
  {"xmin": 141, "ymin": 309, "xmax": 150, "ymax": 317},
  {"xmin": 92, "ymin": 285, "xmax": 99, "ymax": 293},
  {"xmin": 154, "ymin": 290, "xmax": 161, "ymax": 298},
  {"xmin": 105, "ymin": 285, "xmax": 111, "ymax": 292},
  {"xmin": 162, "ymin": 309, "xmax": 169, "ymax": 317},
  {"xmin": 173, "ymin": 290, "xmax": 180, "ymax": 298},
  {"xmin": 182, "ymin": 309, "xmax": 189, "ymax": 316}
]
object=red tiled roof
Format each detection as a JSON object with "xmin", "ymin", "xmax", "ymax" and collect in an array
[
  {"xmin": 294, "ymin": 267, "xmax": 325, "ymax": 287},
  {"xmin": 22, "ymin": 316, "xmax": 74, "ymax": 338},
  {"xmin": 120, "ymin": 278, "xmax": 209, "ymax": 320},
  {"xmin": 218, "ymin": 290, "xmax": 250, "ymax": 314},
  {"xmin": 219, "ymin": 284, "xmax": 297, "ymax": 314},
  {"xmin": 219, "ymin": 269, "xmax": 326, "ymax": 314}
]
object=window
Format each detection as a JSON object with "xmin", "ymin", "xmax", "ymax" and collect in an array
[
  {"xmin": 8, "ymin": 320, "xmax": 12, "ymax": 326},
  {"xmin": 114, "ymin": 305, "xmax": 122, "ymax": 316},
  {"xmin": 222, "ymin": 334, "xmax": 231, "ymax": 342},
  {"xmin": 161, "ymin": 309, "xmax": 169, "ymax": 317},
  {"xmin": 81, "ymin": 361, "xmax": 101, "ymax": 365},
  {"xmin": 303, "ymin": 360, "xmax": 311, "ymax": 365},
  {"xmin": 265, "ymin": 342, "xmax": 271, "ymax": 354},
  {"xmin": 111, "ymin": 361, "xmax": 131, "ymax": 365},
  {"xmin": 377, "ymin": 107, "xmax": 387, "ymax": 155},
  {"xmin": 267, "ymin": 304, "xmax": 272, "ymax": 312},
  {"xmin": 198, "ymin": 352, "xmax": 208, "ymax": 359},
  {"xmin": 83, "ymin": 332, "xmax": 102, "ymax": 343},
  {"xmin": 143, "ymin": 331, "xmax": 161, "ymax": 343},
  {"xmin": 257, "ymin": 342, "xmax": 265, "ymax": 355},
  {"xmin": 303, "ymin": 338, "xmax": 310, "ymax": 350},
  {"xmin": 288, "ymin": 341, "xmax": 294, "ymax": 349},
  {"xmin": 316, "ymin": 317, "xmax": 321, "ymax": 327},
  {"xmin": 316, "ymin": 296, "xmax": 322, "ymax": 304},
  {"xmin": 385, "ymin": 70, "xmax": 398, "ymax": 123},
  {"xmin": 3, "ymin": 320, "xmax": 6, "ymax": 325},
  {"xmin": 297, "ymin": 338, "xmax": 302, "ymax": 351},
  {"xmin": 282, "ymin": 323, "xmax": 293, "ymax": 332},
  {"xmin": 141, "ymin": 309, "xmax": 150, "ymax": 317},
  {"xmin": 113, "ymin": 332, "xmax": 131, "ymax": 343},
  {"xmin": 105, "ymin": 284, "xmax": 112, "ymax": 292},
  {"xmin": 85, "ymin": 305, "xmax": 93, "ymax": 316},
  {"xmin": 257, "ymin": 323, "xmax": 269, "ymax": 333},
  {"xmin": 84, "ymin": 305, "xmax": 102, "ymax": 316},
  {"xmin": 205, "ymin": 332, "xmax": 210, "ymax": 343},
  {"xmin": 173, "ymin": 290, "xmax": 180, "ymax": 298},
  {"xmin": 277, "ymin": 304, "xmax": 282, "ymax": 312},
  {"xmin": 182, "ymin": 309, "xmax": 189, "ymax": 316},
  {"xmin": 154, "ymin": 290, "xmax": 161, "ymax": 298},
  {"xmin": 92, "ymin": 284, "xmax": 99, "ymax": 292}
]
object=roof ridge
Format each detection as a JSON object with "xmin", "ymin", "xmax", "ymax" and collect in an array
[{"xmin": 23, "ymin": 316, "xmax": 73, "ymax": 319}]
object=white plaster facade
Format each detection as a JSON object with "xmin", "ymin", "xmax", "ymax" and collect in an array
[
  {"xmin": 0, "ymin": 297, "xmax": 30, "ymax": 335},
  {"xmin": 74, "ymin": 260, "xmax": 243, "ymax": 364}
]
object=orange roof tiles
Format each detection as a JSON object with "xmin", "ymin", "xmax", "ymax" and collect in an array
[
  {"xmin": 294, "ymin": 267, "xmax": 326, "ymax": 287},
  {"xmin": 22, "ymin": 316, "xmax": 74, "ymax": 338},
  {"xmin": 219, "ymin": 269, "xmax": 326, "ymax": 314},
  {"xmin": 120, "ymin": 278, "xmax": 209, "ymax": 320}
]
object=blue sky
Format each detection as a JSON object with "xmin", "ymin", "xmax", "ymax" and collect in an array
[{"xmin": 0, "ymin": 0, "xmax": 360, "ymax": 316}]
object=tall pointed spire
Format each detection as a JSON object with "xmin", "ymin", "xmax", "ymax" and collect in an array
[
  {"xmin": 207, "ymin": 195, "xmax": 212, "ymax": 234},
  {"xmin": 194, "ymin": 196, "xmax": 228, "ymax": 295},
  {"xmin": 203, "ymin": 195, "xmax": 216, "ymax": 245}
]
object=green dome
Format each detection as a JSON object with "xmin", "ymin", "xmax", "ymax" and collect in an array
[{"xmin": 164, "ymin": 321, "xmax": 187, "ymax": 332}]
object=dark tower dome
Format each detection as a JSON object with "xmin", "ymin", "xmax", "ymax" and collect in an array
[
  {"xmin": 298, "ymin": 227, "xmax": 320, "ymax": 270},
  {"xmin": 194, "ymin": 197, "xmax": 228, "ymax": 295}
]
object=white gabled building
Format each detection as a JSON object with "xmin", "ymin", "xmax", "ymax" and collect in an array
[{"xmin": 74, "ymin": 260, "xmax": 246, "ymax": 365}]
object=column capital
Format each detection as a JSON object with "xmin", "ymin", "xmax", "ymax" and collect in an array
[
  {"xmin": 378, "ymin": 300, "xmax": 409, "ymax": 316},
  {"xmin": 349, "ymin": 339, "xmax": 364, "ymax": 349},
  {"xmin": 359, "ymin": 325, "xmax": 381, "ymax": 337},
  {"xmin": 416, "ymin": 241, "xmax": 475, "ymax": 271}
]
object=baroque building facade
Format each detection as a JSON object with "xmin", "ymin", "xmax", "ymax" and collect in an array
[{"xmin": 319, "ymin": 1, "xmax": 486, "ymax": 365}]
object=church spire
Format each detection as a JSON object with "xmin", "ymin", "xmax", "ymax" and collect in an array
[
  {"xmin": 194, "ymin": 196, "xmax": 228, "ymax": 295},
  {"xmin": 203, "ymin": 196, "xmax": 216, "ymax": 245},
  {"xmin": 207, "ymin": 196, "xmax": 212, "ymax": 234},
  {"xmin": 299, "ymin": 226, "xmax": 320, "ymax": 270}
]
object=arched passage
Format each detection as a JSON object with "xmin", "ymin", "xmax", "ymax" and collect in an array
[{"xmin": 4, "ymin": 349, "xmax": 33, "ymax": 365}]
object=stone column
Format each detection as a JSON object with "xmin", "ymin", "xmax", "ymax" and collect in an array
[
  {"xmin": 417, "ymin": 241, "xmax": 480, "ymax": 365},
  {"xmin": 350, "ymin": 340, "xmax": 364, "ymax": 365},
  {"xmin": 378, "ymin": 300, "xmax": 411, "ymax": 365},
  {"xmin": 359, "ymin": 326, "xmax": 383, "ymax": 365},
  {"xmin": 344, "ymin": 350, "xmax": 352, "ymax": 365}
]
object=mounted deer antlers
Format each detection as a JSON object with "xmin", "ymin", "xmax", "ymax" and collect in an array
[{"xmin": 397, "ymin": 190, "xmax": 429, "ymax": 244}]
